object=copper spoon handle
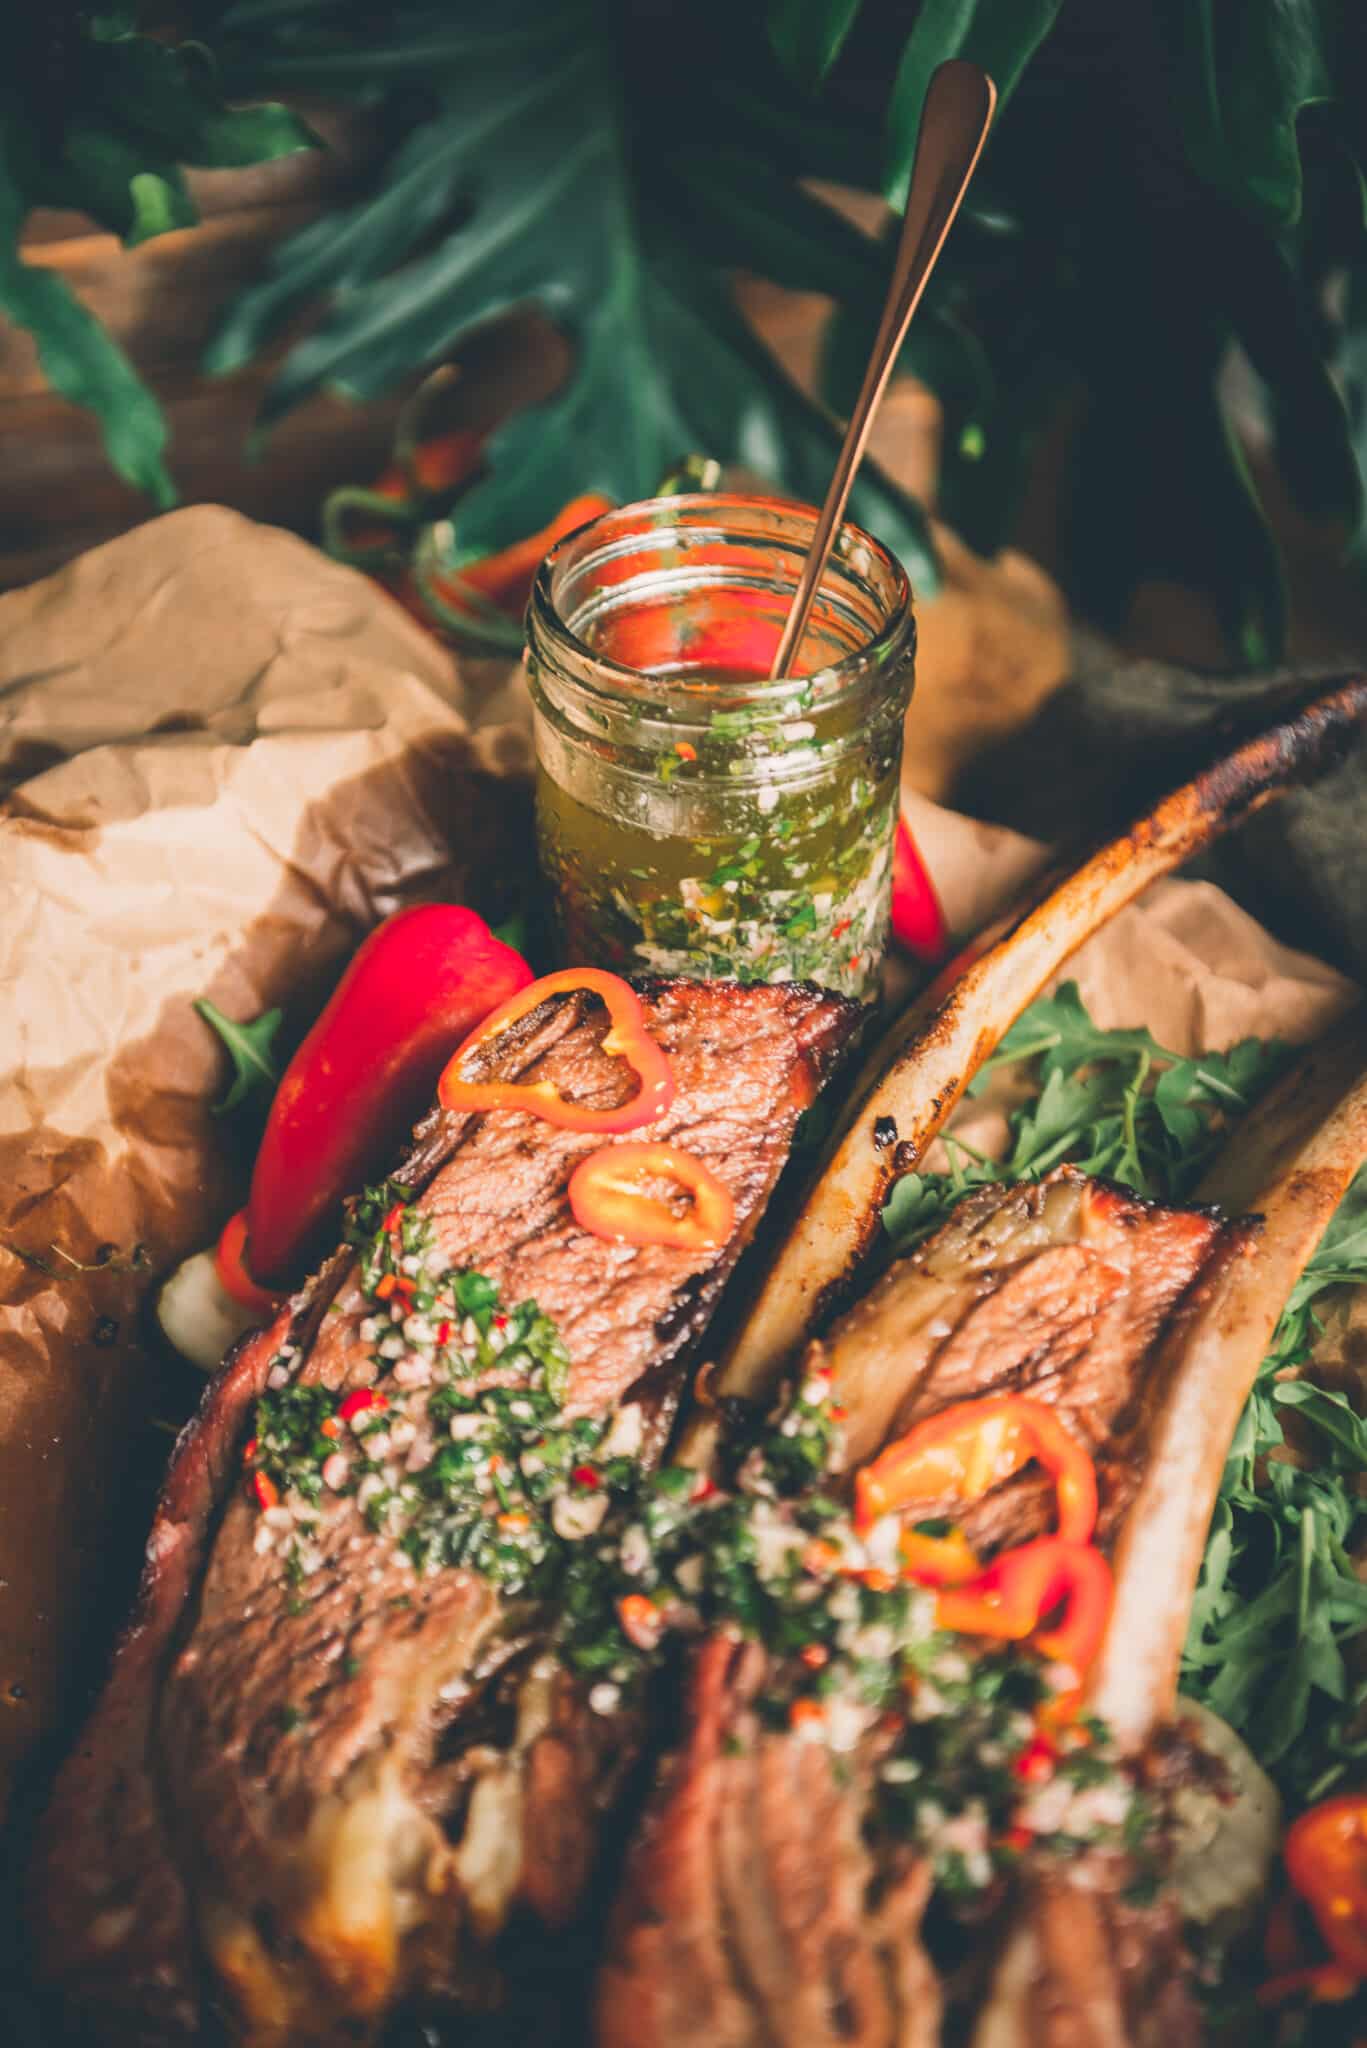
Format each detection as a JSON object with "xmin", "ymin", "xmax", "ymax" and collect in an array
[{"xmin": 768, "ymin": 59, "xmax": 997, "ymax": 681}]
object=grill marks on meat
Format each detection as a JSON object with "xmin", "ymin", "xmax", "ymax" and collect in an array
[
  {"xmin": 599, "ymin": 1172, "xmax": 1245, "ymax": 2048},
  {"xmin": 819, "ymin": 1169, "xmax": 1243, "ymax": 1552},
  {"xmin": 597, "ymin": 1638, "xmax": 942, "ymax": 2048},
  {"xmin": 31, "ymin": 978, "xmax": 855, "ymax": 2048}
]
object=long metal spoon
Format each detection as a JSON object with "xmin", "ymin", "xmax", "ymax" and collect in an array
[{"xmin": 769, "ymin": 59, "xmax": 997, "ymax": 680}]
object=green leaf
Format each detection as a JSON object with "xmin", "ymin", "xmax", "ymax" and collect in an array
[
  {"xmin": 92, "ymin": 34, "xmax": 319, "ymax": 169},
  {"xmin": 882, "ymin": 0, "xmax": 1063, "ymax": 208},
  {"xmin": 1166, "ymin": 0, "xmax": 1340, "ymax": 228},
  {"xmin": 0, "ymin": 228, "xmax": 176, "ymax": 506},
  {"xmin": 767, "ymin": 0, "xmax": 865, "ymax": 93},
  {"xmin": 207, "ymin": 0, "xmax": 937, "ymax": 590},
  {"xmin": 194, "ymin": 999, "xmax": 284, "ymax": 1116}
]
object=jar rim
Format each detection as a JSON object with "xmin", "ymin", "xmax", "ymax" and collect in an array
[{"xmin": 526, "ymin": 491, "xmax": 913, "ymax": 707}]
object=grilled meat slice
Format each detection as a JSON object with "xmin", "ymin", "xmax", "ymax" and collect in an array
[
  {"xmin": 31, "ymin": 977, "xmax": 855, "ymax": 2048},
  {"xmin": 818, "ymin": 1168, "xmax": 1239, "ymax": 1550},
  {"xmin": 597, "ymin": 1636, "xmax": 942, "ymax": 2048},
  {"xmin": 599, "ymin": 1171, "xmax": 1244, "ymax": 2048}
]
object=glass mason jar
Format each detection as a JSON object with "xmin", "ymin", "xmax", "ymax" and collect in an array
[{"xmin": 525, "ymin": 494, "xmax": 916, "ymax": 1001}]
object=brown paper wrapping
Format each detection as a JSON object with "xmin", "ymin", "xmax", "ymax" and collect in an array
[
  {"xmin": 0, "ymin": 508, "xmax": 536, "ymax": 1818},
  {"xmin": 0, "ymin": 507, "xmax": 1358, "ymax": 1825}
]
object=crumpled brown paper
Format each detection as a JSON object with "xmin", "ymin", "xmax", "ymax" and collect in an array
[
  {"xmin": 0, "ymin": 506, "xmax": 536, "ymax": 1822},
  {"xmin": 0, "ymin": 505, "xmax": 1358, "ymax": 1833}
]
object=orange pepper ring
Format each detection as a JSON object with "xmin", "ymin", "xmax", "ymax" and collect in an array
[
  {"xmin": 569, "ymin": 1143, "xmax": 735, "ymax": 1251},
  {"xmin": 1283, "ymin": 1793, "xmax": 1367, "ymax": 1980},
  {"xmin": 898, "ymin": 1525, "xmax": 983, "ymax": 1587},
  {"xmin": 437, "ymin": 968, "xmax": 675, "ymax": 1134},
  {"xmin": 854, "ymin": 1394, "xmax": 1098, "ymax": 1547},
  {"xmin": 933, "ymin": 1536, "xmax": 1114, "ymax": 1679}
]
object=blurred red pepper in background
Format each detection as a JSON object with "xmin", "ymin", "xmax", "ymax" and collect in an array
[
  {"xmin": 244, "ymin": 905, "xmax": 532, "ymax": 1287},
  {"xmin": 890, "ymin": 812, "xmax": 949, "ymax": 964}
]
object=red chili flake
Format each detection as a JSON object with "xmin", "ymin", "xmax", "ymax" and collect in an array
[
  {"xmin": 829, "ymin": 1402, "xmax": 848, "ymax": 1421},
  {"xmin": 674, "ymin": 740, "xmax": 698, "ymax": 762},
  {"xmin": 571, "ymin": 1465, "xmax": 601, "ymax": 1489},
  {"xmin": 789, "ymin": 1698, "xmax": 826, "ymax": 1730},
  {"xmin": 373, "ymin": 1274, "xmax": 398, "ymax": 1301},
  {"xmin": 1001, "ymin": 1824, "xmax": 1034, "ymax": 1854},
  {"xmin": 338, "ymin": 1387, "xmax": 388, "ymax": 1422},
  {"xmin": 436, "ymin": 1320, "xmax": 453, "ymax": 1345},
  {"xmin": 691, "ymin": 1475, "xmax": 718, "ymax": 1502},
  {"xmin": 319, "ymin": 1418, "xmax": 340, "ymax": 1440},
  {"xmin": 812, "ymin": 1361, "xmax": 833, "ymax": 1380},
  {"xmin": 1014, "ymin": 1736, "xmax": 1057, "ymax": 1785},
  {"xmin": 860, "ymin": 1568, "xmax": 897, "ymax": 1594},
  {"xmin": 493, "ymin": 1312, "xmax": 509, "ymax": 1330},
  {"xmin": 381, "ymin": 1202, "xmax": 406, "ymax": 1234},
  {"xmin": 830, "ymin": 917, "xmax": 852, "ymax": 940},
  {"xmin": 242, "ymin": 1437, "xmax": 258, "ymax": 1465},
  {"xmin": 618, "ymin": 1594, "xmax": 665, "ymax": 1651},
  {"xmin": 848, "ymin": 954, "xmax": 861, "ymax": 973},
  {"xmin": 800, "ymin": 1643, "xmax": 829, "ymax": 1669},
  {"xmin": 252, "ymin": 1470, "xmax": 279, "ymax": 1512}
]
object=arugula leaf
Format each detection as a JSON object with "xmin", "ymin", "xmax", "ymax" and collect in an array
[
  {"xmin": 194, "ymin": 999, "xmax": 284, "ymax": 1116},
  {"xmin": 884, "ymin": 979, "xmax": 1287, "ymax": 1254},
  {"xmin": 1183, "ymin": 1166, "xmax": 1367, "ymax": 1799}
]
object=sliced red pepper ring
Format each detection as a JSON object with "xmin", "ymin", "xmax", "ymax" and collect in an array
[
  {"xmin": 215, "ymin": 1209, "xmax": 282, "ymax": 1316},
  {"xmin": 438, "ymin": 968, "xmax": 675, "ymax": 1134},
  {"xmin": 1280, "ymin": 1793, "xmax": 1367, "ymax": 1982},
  {"xmin": 568, "ymin": 1142, "xmax": 735, "ymax": 1251},
  {"xmin": 854, "ymin": 1394, "xmax": 1098, "ymax": 1548},
  {"xmin": 933, "ymin": 1536, "xmax": 1114, "ymax": 1680}
]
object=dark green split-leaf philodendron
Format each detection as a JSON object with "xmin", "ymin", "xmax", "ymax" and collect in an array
[{"xmin": 6, "ymin": 2, "xmax": 1367, "ymax": 657}]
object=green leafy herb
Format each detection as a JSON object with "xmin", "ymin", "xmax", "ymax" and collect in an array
[
  {"xmin": 1183, "ymin": 1167, "xmax": 1367, "ymax": 1805},
  {"xmin": 193, "ymin": 999, "xmax": 284, "ymax": 1116},
  {"xmin": 882, "ymin": 980, "xmax": 1287, "ymax": 1253}
]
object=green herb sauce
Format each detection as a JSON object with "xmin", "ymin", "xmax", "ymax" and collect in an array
[{"xmin": 535, "ymin": 680, "xmax": 900, "ymax": 999}]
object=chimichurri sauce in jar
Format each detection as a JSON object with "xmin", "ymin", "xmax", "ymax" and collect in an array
[{"xmin": 526, "ymin": 495, "xmax": 915, "ymax": 1000}]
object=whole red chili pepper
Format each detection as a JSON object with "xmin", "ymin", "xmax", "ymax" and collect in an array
[{"xmin": 244, "ymin": 905, "xmax": 532, "ymax": 1287}]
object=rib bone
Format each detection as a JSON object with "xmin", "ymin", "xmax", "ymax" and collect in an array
[
  {"xmin": 710, "ymin": 676, "xmax": 1367, "ymax": 1417},
  {"xmin": 1089, "ymin": 1010, "xmax": 1367, "ymax": 1746}
]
